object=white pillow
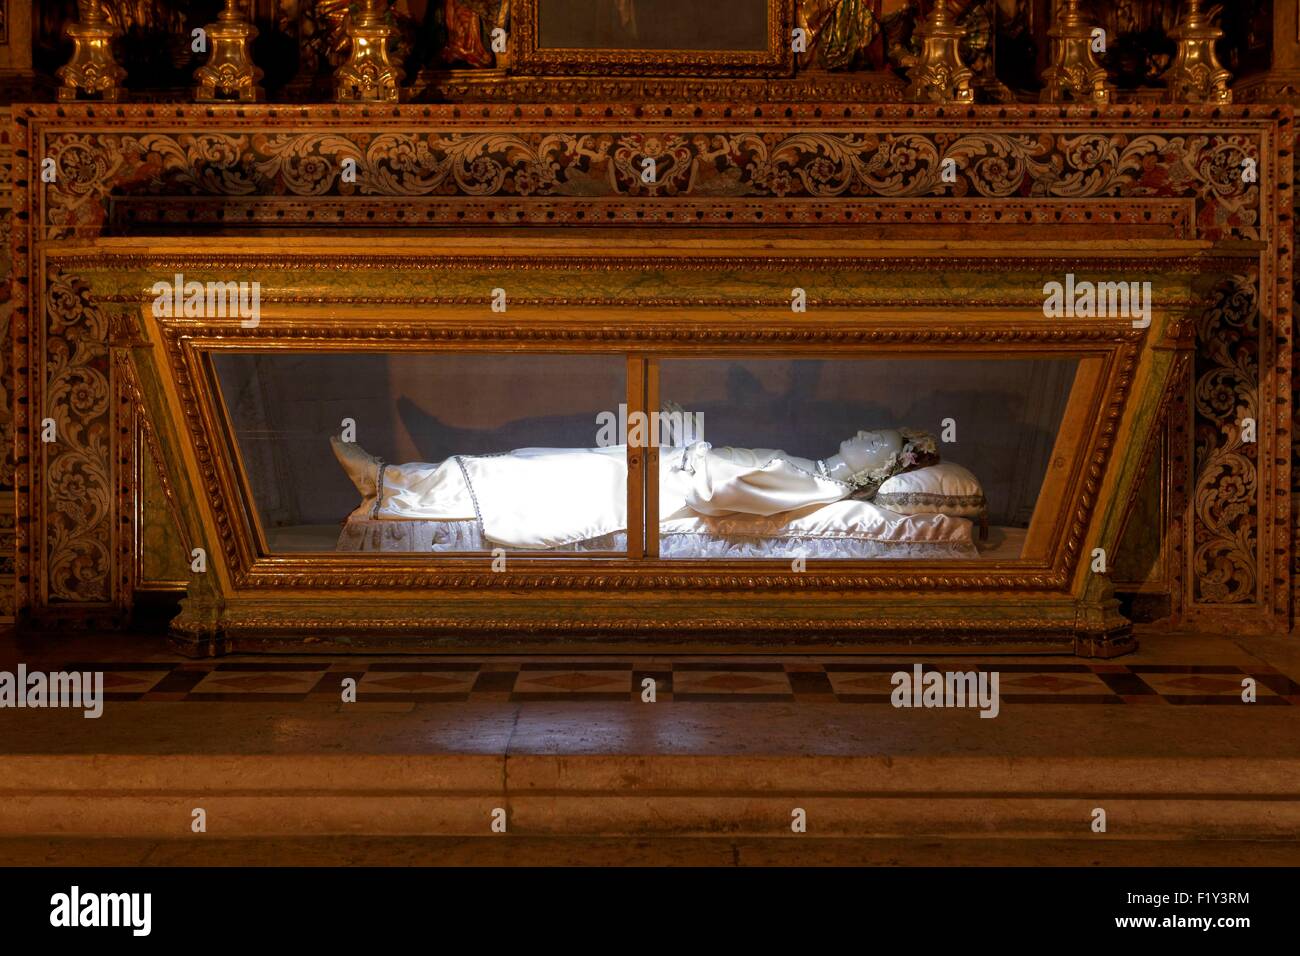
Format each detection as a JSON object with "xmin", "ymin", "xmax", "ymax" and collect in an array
[
  {"xmin": 874, "ymin": 463, "xmax": 986, "ymax": 518},
  {"xmin": 662, "ymin": 497, "xmax": 973, "ymax": 544}
]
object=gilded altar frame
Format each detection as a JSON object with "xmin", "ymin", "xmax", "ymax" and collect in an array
[
  {"xmin": 48, "ymin": 233, "xmax": 1216, "ymax": 657},
  {"xmin": 7, "ymin": 102, "xmax": 1294, "ymax": 651}
]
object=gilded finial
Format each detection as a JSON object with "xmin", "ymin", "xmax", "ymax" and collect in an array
[
  {"xmin": 335, "ymin": 0, "xmax": 405, "ymax": 103},
  {"xmin": 906, "ymin": 2, "xmax": 975, "ymax": 104},
  {"xmin": 1163, "ymin": 0, "xmax": 1232, "ymax": 104},
  {"xmin": 194, "ymin": 0, "xmax": 265, "ymax": 102},
  {"xmin": 1040, "ymin": 0, "xmax": 1111, "ymax": 105},
  {"xmin": 57, "ymin": 0, "xmax": 127, "ymax": 102}
]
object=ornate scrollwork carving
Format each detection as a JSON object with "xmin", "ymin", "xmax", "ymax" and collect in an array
[
  {"xmin": 38, "ymin": 126, "xmax": 1262, "ymax": 243},
  {"xmin": 1192, "ymin": 274, "xmax": 1258, "ymax": 604},
  {"xmin": 43, "ymin": 268, "xmax": 112, "ymax": 603},
  {"xmin": 0, "ymin": 210, "xmax": 14, "ymax": 496}
]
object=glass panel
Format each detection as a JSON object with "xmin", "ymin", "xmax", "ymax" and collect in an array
[
  {"xmin": 655, "ymin": 357, "xmax": 1079, "ymax": 561},
  {"xmin": 211, "ymin": 352, "xmax": 628, "ymax": 555}
]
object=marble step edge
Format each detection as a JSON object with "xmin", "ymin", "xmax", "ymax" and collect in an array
[
  {"xmin": 1, "ymin": 753, "xmax": 1297, "ymax": 796},
  {"xmin": 2, "ymin": 794, "xmax": 1297, "ymax": 840},
  {"xmin": 6, "ymin": 835, "xmax": 1300, "ymax": 869}
]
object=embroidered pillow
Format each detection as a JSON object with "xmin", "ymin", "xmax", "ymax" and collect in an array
[{"xmin": 874, "ymin": 463, "xmax": 987, "ymax": 518}]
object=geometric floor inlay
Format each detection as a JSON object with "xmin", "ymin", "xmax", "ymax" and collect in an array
[{"xmin": 43, "ymin": 659, "xmax": 1300, "ymax": 705}]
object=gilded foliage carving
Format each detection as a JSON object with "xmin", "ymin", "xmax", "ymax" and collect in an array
[
  {"xmin": 41, "ymin": 128, "xmax": 1260, "ymax": 240},
  {"xmin": 1293, "ymin": 147, "xmax": 1300, "ymax": 597},
  {"xmin": 1193, "ymin": 274, "xmax": 1259, "ymax": 604},
  {"xmin": 44, "ymin": 268, "xmax": 111, "ymax": 603},
  {"xmin": 0, "ymin": 206, "xmax": 14, "ymax": 494}
]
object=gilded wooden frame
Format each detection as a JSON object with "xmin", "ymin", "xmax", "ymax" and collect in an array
[
  {"xmin": 189, "ymin": 325, "xmax": 1109, "ymax": 585},
  {"xmin": 511, "ymin": 0, "xmax": 792, "ymax": 75},
  {"xmin": 50, "ymin": 235, "xmax": 1219, "ymax": 656}
]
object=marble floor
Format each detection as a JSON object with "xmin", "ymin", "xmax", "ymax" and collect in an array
[
  {"xmin": 2, "ymin": 654, "xmax": 1295, "ymax": 707},
  {"xmin": 5, "ymin": 624, "xmax": 1299, "ymax": 709},
  {"xmin": 2, "ymin": 624, "xmax": 1299, "ymax": 865}
]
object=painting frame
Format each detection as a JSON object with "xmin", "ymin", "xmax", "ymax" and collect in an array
[{"xmin": 510, "ymin": 0, "xmax": 793, "ymax": 76}]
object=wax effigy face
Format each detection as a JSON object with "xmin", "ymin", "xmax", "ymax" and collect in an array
[{"xmin": 211, "ymin": 352, "xmax": 1078, "ymax": 562}]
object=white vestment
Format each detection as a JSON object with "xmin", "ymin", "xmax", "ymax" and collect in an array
[
  {"xmin": 670, "ymin": 442, "xmax": 849, "ymax": 517},
  {"xmin": 356, "ymin": 441, "xmax": 853, "ymax": 550}
]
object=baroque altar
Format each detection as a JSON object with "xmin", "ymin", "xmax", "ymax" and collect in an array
[{"xmin": 0, "ymin": 1, "xmax": 1296, "ymax": 655}]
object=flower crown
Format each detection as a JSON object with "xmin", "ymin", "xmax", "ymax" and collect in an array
[{"xmin": 846, "ymin": 428, "xmax": 941, "ymax": 498}]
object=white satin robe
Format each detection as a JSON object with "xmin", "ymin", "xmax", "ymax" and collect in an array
[{"xmin": 360, "ymin": 441, "xmax": 852, "ymax": 550}]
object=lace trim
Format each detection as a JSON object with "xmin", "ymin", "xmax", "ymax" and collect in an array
[
  {"xmin": 450, "ymin": 455, "xmax": 485, "ymax": 536},
  {"xmin": 659, "ymin": 534, "xmax": 977, "ymax": 560},
  {"xmin": 781, "ymin": 456, "xmax": 850, "ymax": 488},
  {"xmin": 369, "ymin": 458, "xmax": 387, "ymax": 518},
  {"xmin": 661, "ymin": 528, "xmax": 969, "ymax": 544},
  {"xmin": 874, "ymin": 492, "xmax": 987, "ymax": 509},
  {"xmin": 336, "ymin": 516, "xmax": 977, "ymax": 559}
]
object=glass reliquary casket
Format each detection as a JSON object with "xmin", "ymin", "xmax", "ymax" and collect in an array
[{"xmin": 65, "ymin": 232, "xmax": 1220, "ymax": 657}]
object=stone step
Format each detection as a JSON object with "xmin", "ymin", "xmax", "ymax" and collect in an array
[
  {"xmin": 6, "ymin": 836, "xmax": 1300, "ymax": 867},
  {"xmin": 4, "ymin": 753, "xmax": 1297, "ymax": 840}
]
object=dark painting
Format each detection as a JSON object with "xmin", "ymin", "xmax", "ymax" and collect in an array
[{"xmin": 537, "ymin": 0, "xmax": 770, "ymax": 51}]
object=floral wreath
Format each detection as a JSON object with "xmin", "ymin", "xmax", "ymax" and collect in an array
[{"xmin": 847, "ymin": 428, "xmax": 941, "ymax": 500}]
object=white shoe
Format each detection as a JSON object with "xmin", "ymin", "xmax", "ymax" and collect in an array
[{"xmin": 330, "ymin": 435, "xmax": 380, "ymax": 498}]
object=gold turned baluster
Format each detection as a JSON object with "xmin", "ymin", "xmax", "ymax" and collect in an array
[
  {"xmin": 1040, "ymin": 0, "xmax": 1111, "ymax": 105},
  {"xmin": 1163, "ymin": 0, "xmax": 1232, "ymax": 104},
  {"xmin": 194, "ymin": 0, "xmax": 265, "ymax": 103},
  {"xmin": 335, "ymin": 0, "xmax": 404, "ymax": 103},
  {"xmin": 906, "ymin": 2, "xmax": 975, "ymax": 104},
  {"xmin": 57, "ymin": 0, "xmax": 126, "ymax": 102}
]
